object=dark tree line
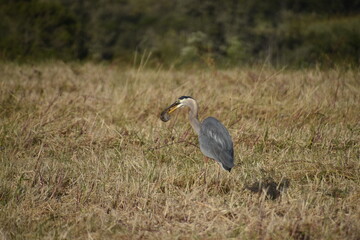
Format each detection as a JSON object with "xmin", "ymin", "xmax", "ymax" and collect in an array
[{"xmin": 0, "ymin": 0, "xmax": 359, "ymax": 66}]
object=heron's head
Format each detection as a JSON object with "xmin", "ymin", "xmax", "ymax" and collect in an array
[{"xmin": 160, "ymin": 96, "xmax": 193, "ymax": 122}]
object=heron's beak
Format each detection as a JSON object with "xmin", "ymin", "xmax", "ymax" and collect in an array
[
  {"xmin": 167, "ymin": 101, "xmax": 182, "ymax": 113},
  {"xmin": 160, "ymin": 101, "xmax": 182, "ymax": 122}
]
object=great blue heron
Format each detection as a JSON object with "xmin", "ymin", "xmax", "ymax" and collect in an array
[{"xmin": 160, "ymin": 96, "xmax": 234, "ymax": 172}]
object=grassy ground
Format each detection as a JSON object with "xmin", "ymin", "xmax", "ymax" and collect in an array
[{"xmin": 0, "ymin": 62, "xmax": 359, "ymax": 239}]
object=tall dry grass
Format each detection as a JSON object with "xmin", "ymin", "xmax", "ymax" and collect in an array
[{"xmin": 0, "ymin": 62, "xmax": 359, "ymax": 239}]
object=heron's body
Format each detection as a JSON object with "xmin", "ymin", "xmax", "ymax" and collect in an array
[
  {"xmin": 160, "ymin": 96, "xmax": 234, "ymax": 172},
  {"xmin": 199, "ymin": 117, "xmax": 234, "ymax": 171}
]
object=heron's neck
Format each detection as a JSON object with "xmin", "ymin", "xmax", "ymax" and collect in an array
[{"xmin": 187, "ymin": 100, "xmax": 201, "ymax": 135}]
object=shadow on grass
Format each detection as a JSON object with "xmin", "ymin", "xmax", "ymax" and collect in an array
[{"xmin": 245, "ymin": 178, "xmax": 290, "ymax": 200}]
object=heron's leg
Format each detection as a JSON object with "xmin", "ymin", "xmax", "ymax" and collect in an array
[
  {"xmin": 204, "ymin": 163, "xmax": 207, "ymax": 184},
  {"xmin": 216, "ymin": 167, "xmax": 221, "ymax": 187},
  {"xmin": 203, "ymin": 161, "xmax": 210, "ymax": 185}
]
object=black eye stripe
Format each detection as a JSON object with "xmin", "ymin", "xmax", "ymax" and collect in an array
[{"xmin": 179, "ymin": 96, "xmax": 192, "ymax": 100}]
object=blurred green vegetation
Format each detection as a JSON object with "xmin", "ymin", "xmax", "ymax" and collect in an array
[{"xmin": 0, "ymin": 0, "xmax": 359, "ymax": 67}]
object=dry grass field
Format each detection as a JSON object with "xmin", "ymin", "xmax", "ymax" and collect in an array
[{"xmin": 0, "ymin": 62, "xmax": 359, "ymax": 239}]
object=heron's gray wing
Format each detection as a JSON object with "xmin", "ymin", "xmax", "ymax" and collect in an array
[{"xmin": 199, "ymin": 117, "xmax": 234, "ymax": 171}]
